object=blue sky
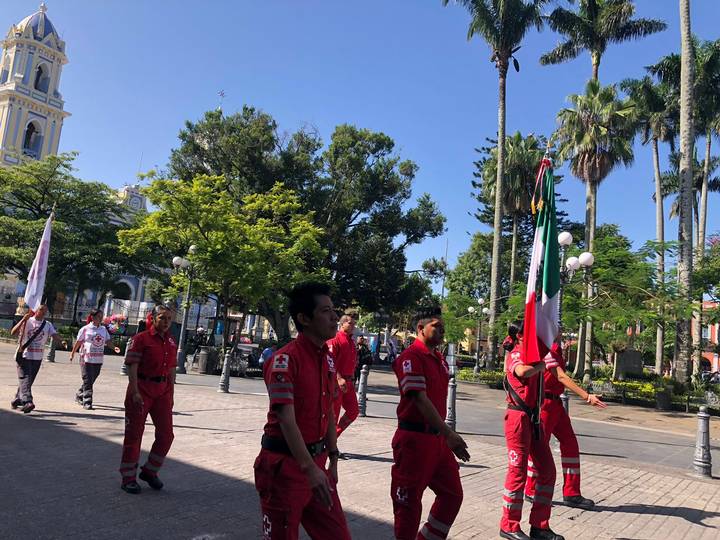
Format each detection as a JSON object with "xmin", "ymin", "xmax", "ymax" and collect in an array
[{"xmin": 6, "ymin": 1, "xmax": 719, "ymax": 277}]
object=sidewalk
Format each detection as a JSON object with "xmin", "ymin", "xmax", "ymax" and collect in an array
[{"xmin": 2, "ymin": 344, "xmax": 720, "ymax": 539}]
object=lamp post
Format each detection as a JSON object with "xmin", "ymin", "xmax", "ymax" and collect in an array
[
  {"xmin": 468, "ymin": 297, "xmax": 486, "ymax": 374},
  {"xmin": 173, "ymin": 245, "xmax": 197, "ymax": 375}
]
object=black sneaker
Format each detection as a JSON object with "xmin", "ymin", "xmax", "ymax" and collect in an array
[
  {"xmin": 500, "ymin": 529, "xmax": 532, "ymax": 540},
  {"xmin": 563, "ymin": 495, "xmax": 595, "ymax": 509},
  {"xmin": 121, "ymin": 481, "xmax": 141, "ymax": 494},
  {"xmin": 338, "ymin": 452, "xmax": 349, "ymax": 460},
  {"xmin": 21, "ymin": 402, "xmax": 35, "ymax": 414},
  {"xmin": 529, "ymin": 526, "xmax": 564, "ymax": 540},
  {"xmin": 10, "ymin": 399, "xmax": 21, "ymax": 410},
  {"xmin": 139, "ymin": 470, "xmax": 164, "ymax": 490},
  {"xmin": 83, "ymin": 403, "xmax": 94, "ymax": 410},
  {"xmin": 75, "ymin": 395, "xmax": 83, "ymax": 406}
]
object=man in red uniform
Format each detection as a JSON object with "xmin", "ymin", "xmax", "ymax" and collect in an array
[
  {"xmin": 119, "ymin": 305, "xmax": 177, "ymax": 494},
  {"xmin": 254, "ymin": 281, "xmax": 351, "ymax": 540},
  {"xmin": 500, "ymin": 322, "xmax": 563, "ymax": 540},
  {"xmin": 391, "ymin": 308, "xmax": 470, "ymax": 540},
  {"xmin": 525, "ymin": 340, "xmax": 605, "ymax": 509},
  {"xmin": 327, "ymin": 314, "xmax": 359, "ymax": 438}
]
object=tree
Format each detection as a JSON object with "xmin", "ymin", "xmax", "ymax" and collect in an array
[
  {"xmin": 442, "ymin": 0, "xmax": 546, "ymax": 365},
  {"xmin": 168, "ymin": 111, "xmax": 445, "ymax": 331},
  {"xmin": 475, "ymin": 132, "xmax": 545, "ymax": 289},
  {"xmin": 620, "ymin": 76, "xmax": 677, "ymax": 373},
  {"xmin": 0, "ymin": 154, "xmax": 148, "ymax": 319},
  {"xmin": 118, "ymin": 177, "xmax": 327, "ymax": 344},
  {"xmin": 675, "ymin": 0, "xmax": 696, "ymax": 383},
  {"xmin": 555, "ymin": 79, "xmax": 637, "ymax": 382},
  {"xmin": 540, "ymin": 0, "xmax": 666, "ymax": 81}
]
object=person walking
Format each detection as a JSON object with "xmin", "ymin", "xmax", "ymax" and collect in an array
[
  {"xmin": 11, "ymin": 305, "xmax": 63, "ymax": 414},
  {"xmin": 524, "ymin": 339, "xmax": 606, "ymax": 510},
  {"xmin": 500, "ymin": 322, "xmax": 563, "ymax": 540},
  {"xmin": 354, "ymin": 336, "xmax": 372, "ymax": 386},
  {"xmin": 69, "ymin": 309, "xmax": 111, "ymax": 410},
  {"xmin": 327, "ymin": 315, "xmax": 359, "ymax": 438},
  {"xmin": 119, "ymin": 305, "xmax": 177, "ymax": 494},
  {"xmin": 390, "ymin": 307, "xmax": 470, "ymax": 540},
  {"xmin": 253, "ymin": 281, "xmax": 351, "ymax": 540}
]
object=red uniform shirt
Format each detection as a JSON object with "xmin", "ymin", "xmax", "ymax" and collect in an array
[
  {"xmin": 393, "ymin": 339, "xmax": 449, "ymax": 423},
  {"xmin": 262, "ymin": 333, "xmax": 336, "ymax": 443},
  {"xmin": 543, "ymin": 342, "xmax": 565, "ymax": 395},
  {"xmin": 505, "ymin": 344, "xmax": 544, "ymax": 407},
  {"xmin": 124, "ymin": 326, "xmax": 178, "ymax": 377},
  {"xmin": 327, "ymin": 330, "xmax": 357, "ymax": 376}
]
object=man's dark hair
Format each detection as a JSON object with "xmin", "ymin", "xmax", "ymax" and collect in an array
[
  {"xmin": 288, "ymin": 281, "xmax": 332, "ymax": 332},
  {"xmin": 415, "ymin": 305, "xmax": 442, "ymax": 329},
  {"xmin": 503, "ymin": 320, "xmax": 524, "ymax": 351}
]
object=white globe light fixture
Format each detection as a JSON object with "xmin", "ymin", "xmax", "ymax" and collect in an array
[
  {"xmin": 467, "ymin": 306, "xmax": 476, "ymax": 315},
  {"xmin": 558, "ymin": 231, "xmax": 573, "ymax": 247},
  {"xmin": 579, "ymin": 252, "xmax": 595, "ymax": 268},
  {"xmin": 188, "ymin": 244, "xmax": 198, "ymax": 255},
  {"xmin": 172, "ymin": 256, "xmax": 184, "ymax": 268},
  {"xmin": 478, "ymin": 297, "xmax": 485, "ymax": 306},
  {"xmin": 482, "ymin": 307, "xmax": 489, "ymax": 315},
  {"xmin": 565, "ymin": 256, "xmax": 581, "ymax": 271}
]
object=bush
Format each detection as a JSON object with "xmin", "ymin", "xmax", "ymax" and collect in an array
[{"xmin": 457, "ymin": 368, "xmax": 505, "ymax": 388}]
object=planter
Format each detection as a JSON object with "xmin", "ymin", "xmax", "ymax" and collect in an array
[{"xmin": 655, "ymin": 388, "xmax": 672, "ymax": 411}]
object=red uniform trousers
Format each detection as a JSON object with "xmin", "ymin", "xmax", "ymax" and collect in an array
[
  {"xmin": 253, "ymin": 449, "xmax": 351, "ymax": 540},
  {"xmin": 391, "ymin": 429, "xmax": 463, "ymax": 540},
  {"xmin": 119, "ymin": 380, "xmax": 174, "ymax": 484},
  {"xmin": 525, "ymin": 398, "xmax": 581, "ymax": 498},
  {"xmin": 333, "ymin": 377, "xmax": 359, "ymax": 437},
  {"xmin": 500, "ymin": 409, "xmax": 555, "ymax": 532}
]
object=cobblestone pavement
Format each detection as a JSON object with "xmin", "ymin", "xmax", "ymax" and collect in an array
[{"xmin": 1, "ymin": 344, "xmax": 719, "ymax": 540}]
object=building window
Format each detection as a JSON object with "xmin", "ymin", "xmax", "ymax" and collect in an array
[
  {"xmin": 702, "ymin": 326, "xmax": 710, "ymax": 340},
  {"xmin": 22, "ymin": 121, "xmax": 42, "ymax": 159},
  {"xmin": 33, "ymin": 63, "xmax": 50, "ymax": 93}
]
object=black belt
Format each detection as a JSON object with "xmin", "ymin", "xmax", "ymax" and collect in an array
[
  {"xmin": 398, "ymin": 420, "xmax": 440, "ymax": 435},
  {"xmin": 137, "ymin": 373, "xmax": 167, "ymax": 383},
  {"xmin": 544, "ymin": 392, "xmax": 562, "ymax": 401},
  {"xmin": 261, "ymin": 435, "xmax": 327, "ymax": 457}
]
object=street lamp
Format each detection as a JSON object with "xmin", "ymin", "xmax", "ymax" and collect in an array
[
  {"xmin": 173, "ymin": 245, "xmax": 197, "ymax": 375},
  {"xmin": 468, "ymin": 298, "xmax": 486, "ymax": 374}
]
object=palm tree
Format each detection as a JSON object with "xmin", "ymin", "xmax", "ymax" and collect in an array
[
  {"xmin": 442, "ymin": 0, "xmax": 546, "ymax": 366},
  {"xmin": 620, "ymin": 76, "xmax": 676, "ymax": 374},
  {"xmin": 555, "ymin": 79, "xmax": 637, "ymax": 383},
  {"xmin": 540, "ymin": 0, "xmax": 666, "ymax": 81},
  {"xmin": 648, "ymin": 38, "xmax": 720, "ymax": 256},
  {"xmin": 675, "ymin": 0, "xmax": 695, "ymax": 383},
  {"xmin": 478, "ymin": 132, "xmax": 545, "ymax": 289}
]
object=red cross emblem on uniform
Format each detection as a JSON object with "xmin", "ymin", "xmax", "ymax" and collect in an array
[{"xmin": 92, "ymin": 334, "xmax": 104, "ymax": 346}]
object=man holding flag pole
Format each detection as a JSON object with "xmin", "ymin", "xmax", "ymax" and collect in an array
[
  {"xmin": 499, "ymin": 157, "xmax": 564, "ymax": 540},
  {"xmin": 10, "ymin": 207, "xmax": 64, "ymax": 414}
]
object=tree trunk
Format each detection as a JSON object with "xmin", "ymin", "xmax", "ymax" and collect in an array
[
  {"xmin": 509, "ymin": 215, "xmax": 518, "ymax": 291},
  {"xmin": 72, "ymin": 285, "xmax": 84, "ymax": 325},
  {"xmin": 261, "ymin": 304, "xmax": 292, "ymax": 345},
  {"xmin": 582, "ymin": 181, "xmax": 597, "ymax": 385},
  {"xmin": 698, "ymin": 132, "xmax": 711, "ymax": 256},
  {"xmin": 675, "ymin": 0, "xmax": 695, "ymax": 384},
  {"xmin": 653, "ymin": 139, "xmax": 665, "ymax": 374},
  {"xmin": 488, "ymin": 64, "xmax": 508, "ymax": 369},
  {"xmin": 591, "ymin": 52, "xmax": 600, "ymax": 81}
]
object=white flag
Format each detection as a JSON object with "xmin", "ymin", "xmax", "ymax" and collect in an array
[{"xmin": 24, "ymin": 212, "xmax": 53, "ymax": 311}]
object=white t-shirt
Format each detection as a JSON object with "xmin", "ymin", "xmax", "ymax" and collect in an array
[
  {"xmin": 21, "ymin": 317, "xmax": 57, "ymax": 361},
  {"xmin": 76, "ymin": 323, "xmax": 111, "ymax": 364}
]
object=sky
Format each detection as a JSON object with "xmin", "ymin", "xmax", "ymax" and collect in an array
[{"xmin": 5, "ymin": 1, "xmax": 720, "ymax": 282}]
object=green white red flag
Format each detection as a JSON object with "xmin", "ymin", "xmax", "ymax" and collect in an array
[{"xmin": 522, "ymin": 158, "xmax": 560, "ymax": 364}]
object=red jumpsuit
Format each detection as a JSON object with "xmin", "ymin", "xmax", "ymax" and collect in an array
[
  {"xmin": 327, "ymin": 330, "xmax": 359, "ymax": 437},
  {"xmin": 500, "ymin": 345, "xmax": 556, "ymax": 533},
  {"xmin": 391, "ymin": 340, "xmax": 463, "ymax": 540},
  {"xmin": 254, "ymin": 333, "xmax": 351, "ymax": 540},
  {"xmin": 525, "ymin": 345, "xmax": 582, "ymax": 498},
  {"xmin": 119, "ymin": 326, "xmax": 176, "ymax": 485}
]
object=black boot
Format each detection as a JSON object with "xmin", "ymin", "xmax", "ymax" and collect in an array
[
  {"xmin": 530, "ymin": 526, "xmax": 565, "ymax": 540},
  {"xmin": 10, "ymin": 398, "xmax": 21, "ymax": 410},
  {"xmin": 500, "ymin": 529, "xmax": 532, "ymax": 540},
  {"xmin": 121, "ymin": 481, "xmax": 141, "ymax": 494},
  {"xmin": 139, "ymin": 470, "xmax": 164, "ymax": 490},
  {"xmin": 563, "ymin": 495, "xmax": 595, "ymax": 509}
]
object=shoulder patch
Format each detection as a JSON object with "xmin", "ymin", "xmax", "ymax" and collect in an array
[
  {"xmin": 272, "ymin": 354, "xmax": 290, "ymax": 371},
  {"xmin": 511, "ymin": 352, "xmax": 521, "ymax": 360},
  {"xmin": 326, "ymin": 355, "xmax": 336, "ymax": 373},
  {"xmin": 402, "ymin": 358, "xmax": 413, "ymax": 374}
]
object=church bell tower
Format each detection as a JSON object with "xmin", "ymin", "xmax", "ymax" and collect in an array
[{"xmin": 0, "ymin": 3, "xmax": 70, "ymax": 166}]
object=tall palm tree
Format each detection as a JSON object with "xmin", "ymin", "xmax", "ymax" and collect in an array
[
  {"xmin": 620, "ymin": 76, "xmax": 676, "ymax": 374},
  {"xmin": 555, "ymin": 79, "xmax": 636, "ymax": 383},
  {"xmin": 479, "ymin": 132, "xmax": 544, "ymax": 289},
  {"xmin": 675, "ymin": 0, "xmax": 695, "ymax": 383},
  {"xmin": 442, "ymin": 0, "xmax": 546, "ymax": 365},
  {"xmin": 540, "ymin": 0, "xmax": 666, "ymax": 81}
]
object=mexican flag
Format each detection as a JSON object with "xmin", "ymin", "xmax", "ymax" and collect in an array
[
  {"xmin": 24, "ymin": 210, "xmax": 54, "ymax": 311},
  {"xmin": 522, "ymin": 157, "xmax": 560, "ymax": 365}
]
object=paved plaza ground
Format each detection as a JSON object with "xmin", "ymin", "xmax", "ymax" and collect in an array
[{"xmin": 2, "ymin": 342, "xmax": 720, "ymax": 539}]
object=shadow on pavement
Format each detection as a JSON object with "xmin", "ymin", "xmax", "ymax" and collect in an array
[
  {"xmin": 577, "ymin": 432, "xmax": 694, "ymax": 448},
  {"xmin": 593, "ymin": 504, "xmax": 720, "ymax": 527},
  {"xmin": 0, "ymin": 408, "xmax": 393, "ymax": 540},
  {"xmin": 579, "ymin": 451, "xmax": 627, "ymax": 459}
]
